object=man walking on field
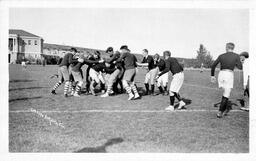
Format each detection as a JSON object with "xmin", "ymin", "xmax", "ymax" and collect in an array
[{"xmin": 211, "ymin": 43, "xmax": 243, "ymax": 118}]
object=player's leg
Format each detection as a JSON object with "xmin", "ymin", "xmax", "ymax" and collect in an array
[
  {"xmin": 89, "ymin": 69, "xmax": 99, "ymax": 96},
  {"xmin": 165, "ymin": 90, "xmax": 175, "ymax": 111},
  {"xmin": 73, "ymin": 71, "xmax": 83, "ymax": 97},
  {"xmin": 99, "ymin": 72, "xmax": 106, "ymax": 93},
  {"xmin": 156, "ymin": 77, "xmax": 164, "ymax": 95},
  {"xmin": 162, "ymin": 73, "xmax": 169, "ymax": 95},
  {"xmin": 150, "ymin": 68, "xmax": 158, "ymax": 95},
  {"xmin": 51, "ymin": 67, "xmax": 63, "ymax": 94},
  {"xmin": 217, "ymin": 71, "xmax": 233, "ymax": 118},
  {"xmin": 101, "ymin": 69, "xmax": 120, "ymax": 97},
  {"xmin": 118, "ymin": 68, "xmax": 124, "ymax": 93},
  {"xmin": 85, "ymin": 67, "xmax": 91, "ymax": 93},
  {"xmin": 122, "ymin": 69, "xmax": 134, "ymax": 100},
  {"xmin": 130, "ymin": 69, "xmax": 140, "ymax": 99},
  {"xmin": 144, "ymin": 72, "xmax": 150, "ymax": 95},
  {"xmin": 61, "ymin": 66, "xmax": 70, "ymax": 97},
  {"xmin": 173, "ymin": 72, "xmax": 185, "ymax": 109}
]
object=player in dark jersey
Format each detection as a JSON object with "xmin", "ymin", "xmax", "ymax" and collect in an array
[
  {"xmin": 70, "ymin": 52, "xmax": 103, "ymax": 97},
  {"xmin": 136, "ymin": 49, "xmax": 158, "ymax": 96},
  {"xmin": 116, "ymin": 45, "xmax": 140, "ymax": 100},
  {"xmin": 158, "ymin": 51, "xmax": 186, "ymax": 111},
  {"xmin": 101, "ymin": 47, "xmax": 124, "ymax": 97},
  {"xmin": 89, "ymin": 61, "xmax": 109, "ymax": 96},
  {"xmin": 154, "ymin": 53, "xmax": 168, "ymax": 95},
  {"xmin": 85, "ymin": 51, "xmax": 101, "ymax": 94},
  {"xmin": 51, "ymin": 48, "xmax": 78, "ymax": 97},
  {"xmin": 211, "ymin": 43, "xmax": 243, "ymax": 118}
]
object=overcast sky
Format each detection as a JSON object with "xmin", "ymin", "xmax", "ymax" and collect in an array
[{"xmin": 9, "ymin": 8, "xmax": 249, "ymax": 59}]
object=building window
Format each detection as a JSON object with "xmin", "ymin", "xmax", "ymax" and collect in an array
[
  {"xmin": 34, "ymin": 40, "xmax": 37, "ymax": 45},
  {"xmin": 28, "ymin": 40, "xmax": 31, "ymax": 45}
]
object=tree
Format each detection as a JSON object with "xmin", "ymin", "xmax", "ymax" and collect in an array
[{"xmin": 196, "ymin": 44, "xmax": 213, "ymax": 68}]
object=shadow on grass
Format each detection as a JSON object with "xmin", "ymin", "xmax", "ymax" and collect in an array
[
  {"xmin": 74, "ymin": 137, "xmax": 124, "ymax": 153},
  {"xmin": 9, "ymin": 87, "xmax": 48, "ymax": 91},
  {"xmin": 9, "ymin": 80, "xmax": 35, "ymax": 83},
  {"xmin": 174, "ymin": 98, "xmax": 192, "ymax": 109},
  {"xmin": 214, "ymin": 101, "xmax": 238, "ymax": 109},
  {"xmin": 9, "ymin": 96, "xmax": 42, "ymax": 102}
]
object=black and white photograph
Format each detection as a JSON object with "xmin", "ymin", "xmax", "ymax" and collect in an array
[{"xmin": 1, "ymin": 0, "xmax": 256, "ymax": 161}]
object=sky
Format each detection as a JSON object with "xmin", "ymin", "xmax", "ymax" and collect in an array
[{"xmin": 9, "ymin": 8, "xmax": 249, "ymax": 59}]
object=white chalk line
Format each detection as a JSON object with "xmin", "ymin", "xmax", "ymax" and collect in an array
[{"xmin": 9, "ymin": 109, "xmax": 244, "ymax": 113}]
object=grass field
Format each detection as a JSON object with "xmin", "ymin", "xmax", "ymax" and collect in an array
[{"xmin": 9, "ymin": 64, "xmax": 249, "ymax": 153}]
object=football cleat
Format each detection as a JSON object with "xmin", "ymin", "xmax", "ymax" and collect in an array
[
  {"xmin": 165, "ymin": 105, "xmax": 174, "ymax": 111},
  {"xmin": 217, "ymin": 111, "xmax": 223, "ymax": 118},
  {"xmin": 128, "ymin": 94, "xmax": 134, "ymax": 100},
  {"xmin": 73, "ymin": 93, "xmax": 80, "ymax": 97},
  {"xmin": 101, "ymin": 93, "xmax": 109, "ymax": 97},
  {"xmin": 51, "ymin": 90, "xmax": 56, "ymax": 95},
  {"xmin": 177, "ymin": 100, "xmax": 186, "ymax": 110},
  {"xmin": 134, "ymin": 93, "xmax": 140, "ymax": 99}
]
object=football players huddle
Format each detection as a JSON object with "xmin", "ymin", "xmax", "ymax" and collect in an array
[{"xmin": 51, "ymin": 43, "xmax": 249, "ymax": 117}]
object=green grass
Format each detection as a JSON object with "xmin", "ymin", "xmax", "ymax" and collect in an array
[{"xmin": 9, "ymin": 64, "xmax": 249, "ymax": 152}]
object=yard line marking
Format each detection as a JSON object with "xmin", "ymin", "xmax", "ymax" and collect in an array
[{"xmin": 9, "ymin": 109, "xmax": 244, "ymax": 113}]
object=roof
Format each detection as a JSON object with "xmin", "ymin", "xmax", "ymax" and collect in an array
[{"xmin": 9, "ymin": 29, "xmax": 41, "ymax": 38}]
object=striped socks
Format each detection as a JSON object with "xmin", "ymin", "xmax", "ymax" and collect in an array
[
  {"xmin": 125, "ymin": 85, "xmax": 132, "ymax": 95},
  {"xmin": 52, "ymin": 81, "xmax": 62, "ymax": 91},
  {"xmin": 64, "ymin": 81, "xmax": 70, "ymax": 95},
  {"xmin": 106, "ymin": 85, "xmax": 113, "ymax": 94},
  {"xmin": 130, "ymin": 83, "xmax": 139, "ymax": 95},
  {"xmin": 75, "ymin": 85, "xmax": 81, "ymax": 95}
]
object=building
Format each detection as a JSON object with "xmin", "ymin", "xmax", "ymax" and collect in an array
[{"xmin": 9, "ymin": 29, "xmax": 44, "ymax": 63}]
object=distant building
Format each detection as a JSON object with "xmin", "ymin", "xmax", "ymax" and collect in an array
[{"xmin": 9, "ymin": 29, "xmax": 44, "ymax": 63}]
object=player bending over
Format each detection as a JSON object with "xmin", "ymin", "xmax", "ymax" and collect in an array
[
  {"xmin": 159, "ymin": 51, "xmax": 186, "ymax": 111},
  {"xmin": 116, "ymin": 45, "xmax": 140, "ymax": 100},
  {"xmin": 89, "ymin": 60, "xmax": 110, "ymax": 96},
  {"xmin": 211, "ymin": 43, "xmax": 243, "ymax": 118},
  {"xmin": 70, "ymin": 53, "xmax": 103, "ymax": 97},
  {"xmin": 154, "ymin": 53, "xmax": 168, "ymax": 95}
]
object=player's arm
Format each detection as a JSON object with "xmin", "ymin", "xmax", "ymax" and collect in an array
[
  {"xmin": 83, "ymin": 58, "xmax": 103, "ymax": 65},
  {"xmin": 116, "ymin": 52, "xmax": 126, "ymax": 62},
  {"xmin": 236, "ymin": 55, "xmax": 243, "ymax": 70},
  {"xmin": 136, "ymin": 57, "xmax": 149, "ymax": 67},
  {"xmin": 158, "ymin": 60, "xmax": 170, "ymax": 77},
  {"xmin": 69, "ymin": 54, "xmax": 78, "ymax": 64},
  {"xmin": 211, "ymin": 56, "xmax": 220, "ymax": 77},
  {"xmin": 57, "ymin": 58, "xmax": 63, "ymax": 65}
]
